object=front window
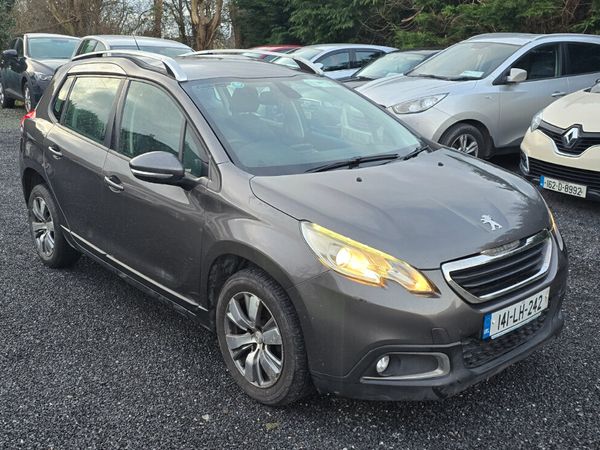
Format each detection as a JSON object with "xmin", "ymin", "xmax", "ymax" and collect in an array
[
  {"xmin": 409, "ymin": 42, "xmax": 519, "ymax": 80},
  {"xmin": 184, "ymin": 75, "xmax": 422, "ymax": 176},
  {"xmin": 356, "ymin": 52, "xmax": 430, "ymax": 80},
  {"xmin": 27, "ymin": 37, "xmax": 79, "ymax": 59}
]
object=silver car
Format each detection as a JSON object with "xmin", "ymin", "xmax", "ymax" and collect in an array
[
  {"xmin": 72, "ymin": 35, "xmax": 193, "ymax": 59},
  {"xmin": 275, "ymin": 44, "xmax": 396, "ymax": 79},
  {"xmin": 358, "ymin": 33, "xmax": 600, "ymax": 158}
]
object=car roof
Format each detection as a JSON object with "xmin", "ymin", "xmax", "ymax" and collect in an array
[
  {"xmin": 302, "ymin": 43, "xmax": 396, "ymax": 51},
  {"xmin": 467, "ymin": 32, "xmax": 600, "ymax": 46},
  {"xmin": 24, "ymin": 33, "xmax": 79, "ymax": 40},
  {"xmin": 81, "ymin": 35, "xmax": 191, "ymax": 48}
]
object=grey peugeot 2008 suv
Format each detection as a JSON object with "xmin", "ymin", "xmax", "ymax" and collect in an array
[{"xmin": 19, "ymin": 49, "xmax": 567, "ymax": 405}]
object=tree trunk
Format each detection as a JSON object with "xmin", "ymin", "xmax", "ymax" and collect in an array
[
  {"xmin": 190, "ymin": 0, "xmax": 223, "ymax": 50},
  {"xmin": 153, "ymin": 0, "xmax": 163, "ymax": 37}
]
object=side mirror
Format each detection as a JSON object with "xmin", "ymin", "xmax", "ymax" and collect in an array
[
  {"xmin": 130, "ymin": 151, "xmax": 185, "ymax": 185},
  {"xmin": 506, "ymin": 68, "xmax": 527, "ymax": 83},
  {"xmin": 2, "ymin": 49, "xmax": 18, "ymax": 59}
]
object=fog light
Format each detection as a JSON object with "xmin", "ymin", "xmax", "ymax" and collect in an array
[{"xmin": 376, "ymin": 355, "xmax": 390, "ymax": 374}]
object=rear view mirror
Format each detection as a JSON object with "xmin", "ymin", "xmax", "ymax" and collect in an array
[
  {"xmin": 506, "ymin": 68, "xmax": 527, "ymax": 83},
  {"xmin": 2, "ymin": 49, "xmax": 17, "ymax": 59},
  {"xmin": 130, "ymin": 151, "xmax": 185, "ymax": 185}
]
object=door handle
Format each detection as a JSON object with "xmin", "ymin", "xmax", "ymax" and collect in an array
[
  {"xmin": 47, "ymin": 145, "xmax": 62, "ymax": 159},
  {"xmin": 104, "ymin": 176, "xmax": 124, "ymax": 192},
  {"xmin": 551, "ymin": 91, "xmax": 566, "ymax": 98}
]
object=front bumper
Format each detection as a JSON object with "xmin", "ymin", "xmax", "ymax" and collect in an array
[
  {"xmin": 520, "ymin": 128, "xmax": 600, "ymax": 201},
  {"xmin": 287, "ymin": 234, "xmax": 568, "ymax": 401},
  {"xmin": 387, "ymin": 106, "xmax": 452, "ymax": 143}
]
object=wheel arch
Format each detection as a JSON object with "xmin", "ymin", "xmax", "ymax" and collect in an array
[
  {"xmin": 202, "ymin": 241, "xmax": 298, "ymax": 329},
  {"xmin": 440, "ymin": 119, "xmax": 496, "ymax": 158},
  {"xmin": 22, "ymin": 166, "xmax": 47, "ymax": 203}
]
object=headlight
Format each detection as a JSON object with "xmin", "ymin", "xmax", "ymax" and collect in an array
[
  {"xmin": 33, "ymin": 71, "xmax": 52, "ymax": 82},
  {"xmin": 392, "ymin": 94, "xmax": 447, "ymax": 114},
  {"xmin": 531, "ymin": 110, "xmax": 543, "ymax": 131},
  {"xmin": 301, "ymin": 222, "xmax": 436, "ymax": 294},
  {"xmin": 547, "ymin": 208, "xmax": 564, "ymax": 250}
]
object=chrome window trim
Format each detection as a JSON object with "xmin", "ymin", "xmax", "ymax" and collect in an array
[{"xmin": 441, "ymin": 229, "xmax": 553, "ymax": 304}]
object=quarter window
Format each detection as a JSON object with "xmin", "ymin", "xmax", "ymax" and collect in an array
[
  {"xmin": 182, "ymin": 125, "xmax": 208, "ymax": 177},
  {"xmin": 77, "ymin": 39, "xmax": 97, "ymax": 55},
  {"xmin": 566, "ymin": 43, "xmax": 600, "ymax": 75},
  {"xmin": 318, "ymin": 51, "xmax": 351, "ymax": 72},
  {"xmin": 63, "ymin": 77, "xmax": 121, "ymax": 144},
  {"xmin": 52, "ymin": 77, "xmax": 74, "ymax": 121},
  {"xmin": 512, "ymin": 44, "xmax": 560, "ymax": 80},
  {"xmin": 118, "ymin": 81, "xmax": 184, "ymax": 158}
]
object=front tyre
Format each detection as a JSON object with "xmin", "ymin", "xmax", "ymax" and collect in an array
[
  {"xmin": 216, "ymin": 267, "xmax": 313, "ymax": 405},
  {"xmin": 28, "ymin": 184, "xmax": 80, "ymax": 268},
  {"xmin": 440, "ymin": 123, "xmax": 488, "ymax": 158},
  {"xmin": 0, "ymin": 81, "xmax": 15, "ymax": 109}
]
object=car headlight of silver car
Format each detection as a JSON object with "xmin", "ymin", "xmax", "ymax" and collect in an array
[
  {"xmin": 391, "ymin": 93, "xmax": 447, "ymax": 114},
  {"xmin": 530, "ymin": 110, "xmax": 544, "ymax": 131},
  {"xmin": 33, "ymin": 71, "xmax": 52, "ymax": 82},
  {"xmin": 301, "ymin": 222, "xmax": 436, "ymax": 295}
]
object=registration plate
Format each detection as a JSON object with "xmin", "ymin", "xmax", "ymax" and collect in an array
[
  {"xmin": 482, "ymin": 288, "xmax": 550, "ymax": 340},
  {"xmin": 540, "ymin": 175, "xmax": 587, "ymax": 198}
]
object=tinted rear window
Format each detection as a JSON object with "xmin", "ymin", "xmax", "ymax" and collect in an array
[
  {"xmin": 27, "ymin": 37, "xmax": 79, "ymax": 59},
  {"xmin": 63, "ymin": 77, "xmax": 121, "ymax": 144}
]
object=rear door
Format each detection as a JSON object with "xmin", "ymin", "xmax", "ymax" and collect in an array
[
  {"xmin": 44, "ymin": 75, "xmax": 123, "ymax": 244},
  {"xmin": 316, "ymin": 50, "xmax": 352, "ymax": 79},
  {"xmin": 497, "ymin": 43, "xmax": 569, "ymax": 148},
  {"xmin": 100, "ymin": 79, "xmax": 208, "ymax": 306},
  {"xmin": 564, "ymin": 41, "xmax": 600, "ymax": 92}
]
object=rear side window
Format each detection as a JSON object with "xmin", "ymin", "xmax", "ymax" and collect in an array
[
  {"xmin": 52, "ymin": 77, "xmax": 74, "ymax": 120},
  {"xmin": 353, "ymin": 50, "xmax": 381, "ymax": 69},
  {"xmin": 63, "ymin": 77, "xmax": 121, "ymax": 144},
  {"xmin": 566, "ymin": 43, "xmax": 600, "ymax": 75},
  {"xmin": 77, "ymin": 39, "xmax": 97, "ymax": 55},
  {"xmin": 512, "ymin": 44, "xmax": 560, "ymax": 80},
  {"xmin": 318, "ymin": 51, "xmax": 351, "ymax": 72},
  {"xmin": 118, "ymin": 81, "xmax": 184, "ymax": 158}
]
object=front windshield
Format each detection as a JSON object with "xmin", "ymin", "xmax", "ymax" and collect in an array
[
  {"xmin": 409, "ymin": 42, "xmax": 519, "ymax": 80},
  {"xmin": 184, "ymin": 76, "xmax": 422, "ymax": 175},
  {"xmin": 356, "ymin": 52, "xmax": 430, "ymax": 80},
  {"xmin": 27, "ymin": 37, "xmax": 79, "ymax": 59}
]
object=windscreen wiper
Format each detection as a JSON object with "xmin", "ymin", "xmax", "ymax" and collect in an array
[
  {"xmin": 401, "ymin": 144, "xmax": 430, "ymax": 161},
  {"xmin": 305, "ymin": 153, "xmax": 400, "ymax": 173},
  {"xmin": 408, "ymin": 73, "xmax": 450, "ymax": 81}
]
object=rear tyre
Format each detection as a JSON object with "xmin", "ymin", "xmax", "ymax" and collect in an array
[
  {"xmin": 28, "ymin": 184, "xmax": 81, "ymax": 268},
  {"xmin": 0, "ymin": 81, "xmax": 15, "ymax": 109},
  {"xmin": 23, "ymin": 82, "xmax": 33, "ymax": 112},
  {"xmin": 216, "ymin": 267, "xmax": 313, "ymax": 405},
  {"xmin": 440, "ymin": 123, "xmax": 489, "ymax": 158}
]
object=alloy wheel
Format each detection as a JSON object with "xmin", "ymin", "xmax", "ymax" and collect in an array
[
  {"xmin": 30, "ymin": 196, "xmax": 55, "ymax": 258},
  {"xmin": 224, "ymin": 292, "xmax": 283, "ymax": 388},
  {"xmin": 0, "ymin": 83, "xmax": 4, "ymax": 104},
  {"xmin": 450, "ymin": 133, "xmax": 479, "ymax": 156}
]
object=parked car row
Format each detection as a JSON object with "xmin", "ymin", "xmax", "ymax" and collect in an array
[
  {"xmin": 0, "ymin": 33, "xmax": 193, "ymax": 112},
  {"xmin": 19, "ymin": 45, "xmax": 569, "ymax": 406}
]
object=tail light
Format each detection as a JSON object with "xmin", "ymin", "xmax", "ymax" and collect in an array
[{"xmin": 20, "ymin": 109, "xmax": 36, "ymax": 133}]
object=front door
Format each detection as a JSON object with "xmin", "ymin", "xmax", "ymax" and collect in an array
[
  {"xmin": 44, "ymin": 75, "xmax": 123, "ymax": 244},
  {"xmin": 101, "ymin": 80, "xmax": 209, "ymax": 306},
  {"xmin": 497, "ymin": 43, "xmax": 569, "ymax": 148}
]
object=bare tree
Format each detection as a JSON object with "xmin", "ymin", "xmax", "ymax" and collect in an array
[
  {"xmin": 152, "ymin": 0, "xmax": 163, "ymax": 37},
  {"xmin": 190, "ymin": 0, "xmax": 223, "ymax": 49}
]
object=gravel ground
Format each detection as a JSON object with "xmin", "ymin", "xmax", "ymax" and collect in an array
[{"xmin": 1, "ymin": 106, "xmax": 599, "ymax": 449}]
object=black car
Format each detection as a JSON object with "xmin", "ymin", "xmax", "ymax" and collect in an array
[
  {"xmin": 19, "ymin": 50, "xmax": 566, "ymax": 405},
  {"xmin": 1, "ymin": 33, "xmax": 79, "ymax": 112}
]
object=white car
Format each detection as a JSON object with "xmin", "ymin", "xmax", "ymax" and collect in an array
[
  {"xmin": 520, "ymin": 81, "xmax": 600, "ymax": 201},
  {"xmin": 274, "ymin": 44, "xmax": 396, "ymax": 79}
]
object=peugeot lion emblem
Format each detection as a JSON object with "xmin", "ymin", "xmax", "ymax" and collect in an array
[
  {"xmin": 481, "ymin": 215, "xmax": 502, "ymax": 231},
  {"xmin": 562, "ymin": 127, "xmax": 580, "ymax": 147}
]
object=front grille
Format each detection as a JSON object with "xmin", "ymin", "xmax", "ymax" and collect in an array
[
  {"xmin": 442, "ymin": 231, "xmax": 552, "ymax": 303},
  {"xmin": 529, "ymin": 158, "xmax": 600, "ymax": 191},
  {"xmin": 462, "ymin": 313, "xmax": 547, "ymax": 368},
  {"xmin": 539, "ymin": 124, "xmax": 600, "ymax": 156}
]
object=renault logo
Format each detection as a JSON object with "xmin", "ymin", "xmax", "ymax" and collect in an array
[{"xmin": 562, "ymin": 127, "xmax": 580, "ymax": 148}]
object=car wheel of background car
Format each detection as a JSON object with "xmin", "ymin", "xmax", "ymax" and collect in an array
[
  {"xmin": 0, "ymin": 81, "xmax": 15, "ymax": 109},
  {"xmin": 215, "ymin": 267, "xmax": 313, "ymax": 405},
  {"xmin": 23, "ymin": 82, "xmax": 33, "ymax": 112},
  {"xmin": 440, "ymin": 123, "xmax": 488, "ymax": 158},
  {"xmin": 28, "ymin": 184, "xmax": 81, "ymax": 268}
]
